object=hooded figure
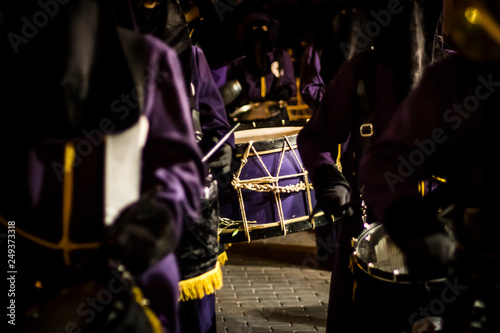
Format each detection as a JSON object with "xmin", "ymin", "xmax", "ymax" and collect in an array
[
  {"xmin": 360, "ymin": 1, "xmax": 500, "ymax": 332},
  {"xmin": 297, "ymin": 1, "xmax": 444, "ymax": 332},
  {"xmin": 0, "ymin": 1, "xmax": 204, "ymax": 331},
  {"xmin": 225, "ymin": 12, "xmax": 296, "ymax": 120},
  {"xmin": 299, "ymin": 0, "xmax": 361, "ymax": 268},
  {"xmin": 114, "ymin": 1, "xmax": 234, "ymax": 332}
]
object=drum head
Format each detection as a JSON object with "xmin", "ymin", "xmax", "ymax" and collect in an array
[
  {"xmin": 235, "ymin": 126, "xmax": 302, "ymax": 145},
  {"xmin": 354, "ymin": 223, "xmax": 409, "ymax": 278},
  {"xmin": 230, "ymin": 101, "xmax": 284, "ymax": 123}
]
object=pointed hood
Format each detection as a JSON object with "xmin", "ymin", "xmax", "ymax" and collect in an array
[{"xmin": 1, "ymin": 0, "xmax": 139, "ymax": 140}]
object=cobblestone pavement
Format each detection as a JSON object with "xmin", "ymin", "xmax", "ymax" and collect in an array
[{"xmin": 215, "ymin": 231, "xmax": 332, "ymax": 333}]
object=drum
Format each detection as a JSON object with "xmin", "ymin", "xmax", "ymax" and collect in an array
[
  {"xmin": 229, "ymin": 100, "xmax": 288, "ymax": 123},
  {"xmin": 352, "ymin": 222, "xmax": 453, "ymax": 284},
  {"xmin": 218, "ymin": 126, "xmax": 328, "ymax": 243},
  {"xmin": 350, "ymin": 223, "xmax": 451, "ymax": 332}
]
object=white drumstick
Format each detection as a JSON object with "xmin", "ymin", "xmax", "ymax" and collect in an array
[{"xmin": 202, "ymin": 122, "xmax": 241, "ymax": 163}]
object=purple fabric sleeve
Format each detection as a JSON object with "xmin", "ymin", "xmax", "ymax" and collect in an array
[
  {"xmin": 297, "ymin": 58, "xmax": 357, "ymax": 180},
  {"xmin": 279, "ymin": 49, "xmax": 297, "ymax": 97},
  {"xmin": 210, "ymin": 65, "xmax": 228, "ymax": 89},
  {"xmin": 299, "ymin": 44, "xmax": 326, "ymax": 113},
  {"xmin": 141, "ymin": 36, "xmax": 205, "ymax": 239},
  {"xmin": 191, "ymin": 46, "xmax": 235, "ymax": 150},
  {"xmin": 138, "ymin": 37, "xmax": 207, "ymax": 333},
  {"xmin": 139, "ymin": 253, "xmax": 181, "ymax": 333}
]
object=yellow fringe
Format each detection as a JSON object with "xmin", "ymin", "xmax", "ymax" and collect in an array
[
  {"xmin": 132, "ymin": 287, "xmax": 163, "ymax": 333},
  {"xmin": 178, "ymin": 261, "xmax": 223, "ymax": 302},
  {"xmin": 218, "ymin": 251, "xmax": 228, "ymax": 265}
]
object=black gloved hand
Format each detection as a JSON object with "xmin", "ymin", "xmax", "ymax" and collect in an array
[
  {"xmin": 208, "ymin": 142, "xmax": 233, "ymax": 175},
  {"xmin": 313, "ymin": 163, "xmax": 352, "ymax": 218},
  {"xmin": 400, "ymin": 232, "xmax": 454, "ymax": 282},
  {"xmin": 383, "ymin": 197, "xmax": 454, "ymax": 282},
  {"xmin": 316, "ymin": 184, "xmax": 352, "ymax": 218},
  {"xmin": 105, "ymin": 186, "xmax": 176, "ymax": 276}
]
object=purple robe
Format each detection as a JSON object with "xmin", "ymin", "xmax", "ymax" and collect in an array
[
  {"xmin": 358, "ymin": 52, "xmax": 500, "ymax": 333},
  {"xmin": 358, "ymin": 52, "xmax": 493, "ymax": 225},
  {"xmin": 297, "ymin": 50, "xmax": 413, "ymax": 332},
  {"xmin": 175, "ymin": 45, "xmax": 233, "ymax": 333},
  {"xmin": 132, "ymin": 35, "xmax": 206, "ymax": 333},
  {"xmin": 298, "ymin": 50, "xmax": 402, "ymax": 180},
  {"xmin": 1, "ymin": 27, "xmax": 204, "ymax": 332}
]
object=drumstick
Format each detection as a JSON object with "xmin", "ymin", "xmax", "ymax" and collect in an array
[
  {"xmin": 309, "ymin": 202, "xmax": 353, "ymax": 223},
  {"xmin": 202, "ymin": 122, "xmax": 241, "ymax": 163}
]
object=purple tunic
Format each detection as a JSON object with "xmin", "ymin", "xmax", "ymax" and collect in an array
[
  {"xmin": 0, "ymin": 27, "xmax": 204, "ymax": 332},
  {"xmin": 134, "ymin": 35, "xmax": 206, "ymax": 333},
  {"xmin": 358, "ymin": 52, "xmax": 500, "ymax": 333},
  {"xmin": 298, "ymin": 50, "xmax": 402, "ymax": 180},
  {"xmin": 359, "ymin": 53, "xmax": 500, "ymax": 250},
  {"xmin": 175, "ymin": 45, "xmax": 233, "ymax": 333},
  {"xmin": 139, "ymin": 36, "xmax": 205, "ymax": 231},
  {"xmin": 297, "ymin": 50, "xmax": 413, "ymax": 332}
]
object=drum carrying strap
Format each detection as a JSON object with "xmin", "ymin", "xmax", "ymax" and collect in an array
[
  {"xmin": 357, "ymin": 80, "xmax": 374, "ymax": 150},
  {"xmin": 188, "ymin": 63, "xmax": 203, "ymax": 143},
  {"xmin": 189, "ymin": 73, "xmax": 203, "ymax": 142},
  {"xmin": 355, "ymin": 57, "xmax": 377, "ymax": 224},
  {"xmin": 355, "ymin": 51, "xmax": 377, "ymax": 157}
]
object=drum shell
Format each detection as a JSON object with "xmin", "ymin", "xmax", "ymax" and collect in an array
[
  {"xmin": 350, "ymin": 223, "xmax": 449, "ymax": 332},
  {"xmin": 351, "ymin": 265, "xmax": 447, "ymax": 333},
  {"xmin": 219, "ymin": 128, "xmax": 326, "ymax": 243}
]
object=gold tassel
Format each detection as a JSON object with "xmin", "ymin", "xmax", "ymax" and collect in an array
[{"xmin": 178, "ymin": 262, "xmax": 223, "ymax": 302}]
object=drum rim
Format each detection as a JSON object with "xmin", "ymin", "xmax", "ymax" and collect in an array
[
  {"xmin": 352, "ymin": 223, "xmax": 447, "ymax": 284},
  {"xmin": 219, "ymin": 213, "xmax": 328, "ymax": 243},
  {"xmin": 352, "ymin": 253, "xmax": 447, "ymax": 284},
  {"xmin": 233, "ymin": 133, "xmax": 299, "ymax": 155},
  {"xmin": 235, "ymin": 119, "xmax": 307, "ymax": 131}
]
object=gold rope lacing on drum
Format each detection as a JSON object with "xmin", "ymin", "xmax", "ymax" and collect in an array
[
  {"xmin": 231, "ymin": 136, "xmax": 315, "ymax": 242},
  {"xmin": 232, "ymin": 179, "xmax": 308, "ymax": 193}
]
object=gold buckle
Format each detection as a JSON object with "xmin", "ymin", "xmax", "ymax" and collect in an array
[{"xmin": 360, "ymin": 124, "xmax": 373, "ymax": 137}]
